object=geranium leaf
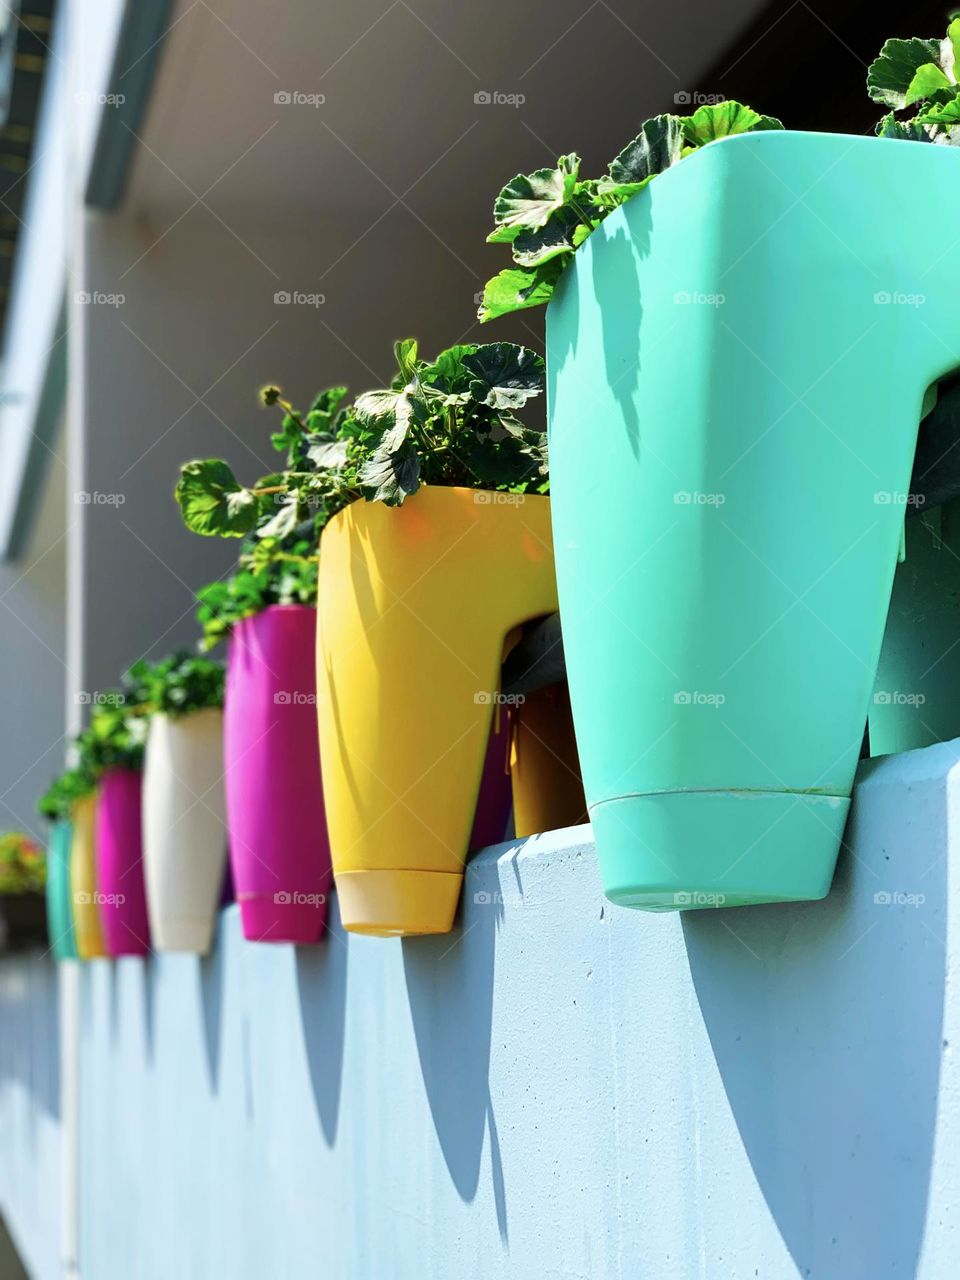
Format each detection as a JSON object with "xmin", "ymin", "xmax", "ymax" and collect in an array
[
  {"xmin": 478, "ymin": 260, "xmax": 565, "ymax": 323},
  {"xmin": 600, "ymin": 115, "xmax": 684, "ymax": 198},
  {"xmin": 461, "ymin": 343, "xmax": 545, "ymax": 410},
  {"xmin": 359, "ymin": 440, "xmax": 421, "ymax": 506},
  {"xmin": 867, "ymin": 37, "xmax": 941, "ymax": 108},
  {"xmin": 679, "ymin": 100, "xmax": 784, "ymax": 144},
  {"xmin": 490, "ymin": 153, "xmax": 580, "ymax": 237},
  {"xmin": 175, "ymin": 459, "xmax": 259, "ymax": 537}
]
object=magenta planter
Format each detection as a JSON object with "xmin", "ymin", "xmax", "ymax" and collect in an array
[
  {"xmin": 225, "ymin": 605, "xmax": 331, "ymax": 943},
  {"xmin": 95, "ymin": 768, "xmax": 151, "ymax": 956}
]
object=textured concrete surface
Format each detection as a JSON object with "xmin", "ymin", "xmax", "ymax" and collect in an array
[{"xmin": 3, "ymin": 739, "xmax": 960, "ymax": 1278}]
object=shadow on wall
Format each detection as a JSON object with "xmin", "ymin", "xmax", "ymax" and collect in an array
[
  {"xmin": 295, "ymin": 894, "xmax": 348, "ymax": 1147},
  {"xmin": 0, "ymin": 952, "xmax": 60, "ymax": 1122},
  {"xmin": 683, "ymin": 750, "xmax": 949, "ymax": 1280},
  {"xmin": 402, "ymin": 867, "xmax": 508, "ymax": 1243}
]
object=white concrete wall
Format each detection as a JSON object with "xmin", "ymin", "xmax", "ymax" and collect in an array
[{"xmin": 32, "ymin": 740, "xmax": 959, "ymax": 1279}]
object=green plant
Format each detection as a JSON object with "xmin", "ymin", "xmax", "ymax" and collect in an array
[
  {"xmin": 38, "ymin": 765, "xmax": 96, "ymax": 824},
  {"xmin": 478, "ymin": 101, "xmax": 783, "ymax": 322},
  {"xmin": 194, "ymin": 538, "xmax": 318, "ymax": 651},
  {"xmin": 123, "ymin": 651, "xmax": 225, "ymax": 718},
  {"xmin": 177, "ymin": 339, "xmax": 547, "ymax": 542},
  {"xmin": 869, "ymin": 20, "xmax": 960, "ymax": 142},
  {"xmin": 0, "ymin": 833, "xmax": 45, "ymax": 894},
  {"xmin": 74, "ymin": 691, "xmax": 148, "ymax": 778}
]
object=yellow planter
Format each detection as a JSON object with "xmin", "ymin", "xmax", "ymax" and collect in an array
[
  {"xmin": 70, "ymin": 794, "xmax": 106, "ymax": 960},
  {"xmin": 317, "ymin": 487, "xmax": 557, "ymax": 936},
  {"xmin": 511, "ymin": 683, "xmax": 588, "ymax": 838}
]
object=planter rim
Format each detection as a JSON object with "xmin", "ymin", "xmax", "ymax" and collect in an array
[
  {"xmin": 152, "ymin": 704, "xmax": 223, "ymax": 726},
  {"xmin": 324, "ymin": 485, "xmax": 551, "ymax": 540},
  {"xmin": 546, "ymin": 128, "xmax": 958, "ymax": 323},
  {"xmin": 98, "ymin": 765, "xmax": 142, "ymax": 781},
  {"xmin": 234, "ymin": 602, "xmax": 316, "ymax": 626}
]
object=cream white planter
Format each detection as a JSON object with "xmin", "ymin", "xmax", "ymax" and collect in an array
[{"xmin": 143, "ymin": 708, "xmax": 227, "ymax": 954}]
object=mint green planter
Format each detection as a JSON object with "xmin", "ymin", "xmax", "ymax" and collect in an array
[
  {"xmin": 45, "ymin": 820, "xmax": 78, "ymax": 959},
  {"xmin": 547, "ymin": 131, "xmax": 960, "ymax": 911}
]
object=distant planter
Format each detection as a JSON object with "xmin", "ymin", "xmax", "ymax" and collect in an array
[
  {"xmin": 95, "ymin": 768, "xmax": 151, "ymax": 957},
  {"xmin": 0, "ymin": 893, "xmax": 47, "ymax": 953},
  {"xmin": 317, "ymin": 486, "xmax": 557, "ymax": 935},
  {"xmin": 225, "ymin": 604, "xmax": 331, "ymax": 944},
  {"xmin": 511, "ymin": 684, "xmax": 587, "ymax": 837},
  {"xmin": 548, "ymin": 131, "xmax": 954, "ymax": 910},
  {"xmin": 45, "ymin": 820, "xmax": 78, "ymax": 960},
  {"xmin": 143, "ymin": 709, "xmax": 227, "ymax": 953},
  {"xmin": 69, "ymin": 795, "xmax": 107, "ymax": 959}
]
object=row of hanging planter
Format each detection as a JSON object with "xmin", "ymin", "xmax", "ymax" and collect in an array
[{"xmin": 35, "ymin": 23, "xmax": 960, "ymax": 950}]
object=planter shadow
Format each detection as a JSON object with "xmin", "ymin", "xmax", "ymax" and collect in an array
[
  {"xmin": 294, "ymin": 892, "xmax": 349, "ymax": 1146},
  {"xmin": 318, "ymin": 487, "xmax": 557, "ymax": 937},
  {"xmin": 681, "ymin": 749, "xmax": 947, "ymax": 1277},
  {"xmin": 401, "ymin": 864, "xmax": 508, "ymax": 1241},
  {"xmin": 549, "ymin": 130, "xmax": 960, "ymax": 911}
]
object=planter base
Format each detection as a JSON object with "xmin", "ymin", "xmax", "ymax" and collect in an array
[
  {"xmin": 151, "ymin": 918, "xmax": 216, "ymax": 954},
  {"xmin": 336, "ymin": 869, "xmax": 463, "ymax": 937},
  {"xmin": 591, "ymin": 790, "xmax": 848, "ymax": 910},
  {"xmin": 238, "ymin": 894, "xmax": 328, "ymax": 944}
]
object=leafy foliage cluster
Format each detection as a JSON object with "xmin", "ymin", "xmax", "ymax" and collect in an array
[
  {"xmin": 37, "ymin": 652, "xmax": 224, "ymax": 824},
  {"xmin": 175, "ymin": 339, "xmax": 547, "ymax": 640},
  {"xmin": 868, "ymin": 20, "xmax": 960, "ymax": 143},
  {"xmin": 0, "ymin": 832, "xmax": 46, "ymax": 894},
  {"xmin": 478, "ymin": 101, "xmax": 783, "ymax": 321}
]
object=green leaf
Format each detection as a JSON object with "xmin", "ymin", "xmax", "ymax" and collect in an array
[
  {"xmin": 600, "ymin": 115, "xmax": 684, "ymax": 199},
  {"xmin": 306, "ymin": 439, "xmax": 349, "ymax": 468},
  {"xmin": 867, "ymin": 37, "xmax": 941, "ymax": 108},
  {"xmin": 903, "ymin": 61, "xmax": 955, "ymax": 107},
  {"xmin": 478, "ymin": 260, "xmax": 565, "ymax": 323},
  {"xmin": 490, "ymin": 153, "xmax": 580, "ymax": 237},
  {"xmin": 258, "ymin": 496, "xmax": 300, "ymax": 541},
  {"xmin": 175, "ymin": 460, "xmax": 259, "ymax": 537},
  {"xmin": 359, "ymin": 440, "xmax": 421, "ymax": 506},
  {"xmin": 461, "ymin": 343, "xmax": 545, "ymax": 410},
  {"xmin": 394, "ymin": 338, "xmax": 419, "ymax": 384},
  {"xmin": 511, "ymin": 205, "xmax": 594, "ymax": 267},
  {"xmin": 942, "ymin": 18, "xmax": 960, "ymax": 83},
  {"xmin": 679, "ymin": 100, "xmax": 784, "ymax": 145}
]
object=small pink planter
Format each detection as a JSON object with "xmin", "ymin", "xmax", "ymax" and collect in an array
[
  {"xmin": 95, "ymin": 768, "xmax": 151, "ymax": 956},
  {"xmin": 225, "ymin": 605, "xmax": 331, "ymax": 943},
  {"xmin": 469, "ymin": 706, "xmax": 514, "ymax": 852}
]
